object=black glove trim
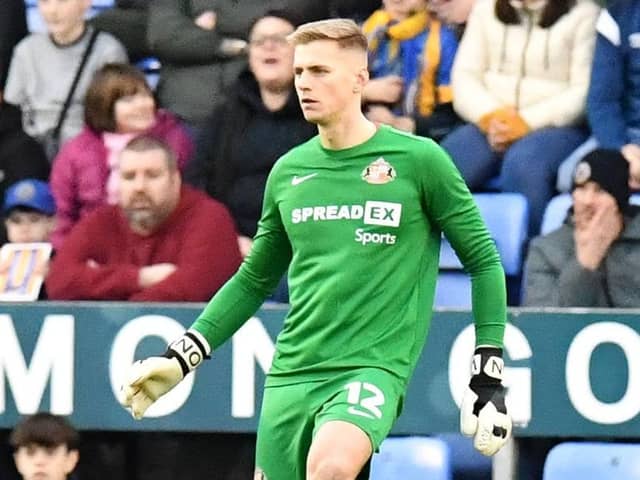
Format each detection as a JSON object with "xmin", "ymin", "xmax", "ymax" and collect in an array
[
  {"xmin": 469, "ymin": 347, "xmax": 507, "ymax": 416},
  {"xmin": 164, "ymin": 330, "xmax": 211, "ymax": 377},
  {"xmin": 185, "ymin": 331, "xmax": 212, "ymax": 360}
]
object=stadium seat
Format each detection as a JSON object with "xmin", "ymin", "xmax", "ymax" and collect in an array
[
  {"xmin": 370, "ymin": 436, "xmax": 452, "ymax": 480},
  {"xmin": 135, "ymin": 57, "xmax": 162, "ymax": 91},
  {"xmin": 435, "ymin": 193, "xmax": 529, "ymax": 307},
  {"xmin": 541, "ymin": 193, "xmax": 640, "ymax": 236},
  {"xmin": 435, "ymin": 432, "xmax": 492, "ymax": 480},
  {"xmin": 539, "ymin": 194, "xmax": 572, "ymax": 236},
  {"xmin": 543, "ymin": 442, "xmax": 640, "ymax": 480}
]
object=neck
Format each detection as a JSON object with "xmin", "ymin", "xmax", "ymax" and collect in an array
[
  {"xmin": 260, "ymin": 86, "xmax": 290, "ymax": 112},
  {"xmin": 318, "ymin": 109, "xmax": 377, "ymax": 150},
  {"xmin": 52, "ymin": 23, "xmax": 86, "ymax": 46}
]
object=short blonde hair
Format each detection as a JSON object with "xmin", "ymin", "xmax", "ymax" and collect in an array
[{"xmin": 287, "ymin": 18, "xmax": 368, "ymax": 52}]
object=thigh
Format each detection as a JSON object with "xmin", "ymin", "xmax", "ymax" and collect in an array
[
  {"xmin": 307, "ymin": 420, "xmax": 372, "ymax": 479},
  {"xmin": 255, "ymin": 382, "xmax": 318, "ymax": 480},
  {"xmin": 440, "ymin": 123, "xmax": 499, "ymax": 189},
  {"xmin": 502, "ymin": 127, "xmax": 589, "ymax": 184}
]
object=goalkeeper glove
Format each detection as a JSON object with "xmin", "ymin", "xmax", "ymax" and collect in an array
[
  {"xmin": 460, "ymin": 346, "xmax": 512, "ymax": 456},
  {"xmin": 119, "ymin": 329, "xmax": 211, "ymax": 419}
]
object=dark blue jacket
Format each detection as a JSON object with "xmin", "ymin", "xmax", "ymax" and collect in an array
[{"xmin": 588, "ymin": 0, "xmax": 640, "ymax": 148}]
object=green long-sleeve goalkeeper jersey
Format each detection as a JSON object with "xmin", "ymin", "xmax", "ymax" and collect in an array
[{"xmin": 193, "ymin": 125, "xmax": 506, "ymax": 386}]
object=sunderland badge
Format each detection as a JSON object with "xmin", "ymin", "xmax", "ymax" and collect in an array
[{"xmin": 362, "ymin": 157, "xmax": 396, "ymax": 184}]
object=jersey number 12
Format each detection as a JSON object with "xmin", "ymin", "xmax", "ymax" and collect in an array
[{"xmin": 344, "ymin": 381, "xmax": 385, "ymax": 420}]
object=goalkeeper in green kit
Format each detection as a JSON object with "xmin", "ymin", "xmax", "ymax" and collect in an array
[{"xmin": 120, "ymin": 18, "xmax": 512, "ymax": 480}]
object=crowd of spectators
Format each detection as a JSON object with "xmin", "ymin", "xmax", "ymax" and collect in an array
[
  {"xmin": 1, "ymin": 0, "xmax": 639, "ymax": 479},
  {"xmin": 0, "ymin": 0, "xmax": 637, "ymax": 307}
]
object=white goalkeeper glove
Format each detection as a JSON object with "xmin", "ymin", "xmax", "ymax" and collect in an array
[
  {"xmin": 460, "ymin": 346, "xmax": 512, "ymax": 456},
  {"xmin": 119, "ymin": 329, "xmax": 211, "ymax": 419}
]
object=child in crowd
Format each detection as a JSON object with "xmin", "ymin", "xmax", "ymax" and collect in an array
[
  {"xmin": 4, "ymin": 0, "xmax": 127, "ymax": 155},
  {"xmin": 362, "ymin": 0, "xmax": 460, "ymax": 140},
  {"xmin": 10, "ymin": 412, "xmax": 79, "ymax": 480},
  {"xmin": 0, "ymin": 179, "xmax": 55, "ymax": 299},
  {"xmin": 3, "ymin": 179, "xmax": 55, "ymax": 244}
]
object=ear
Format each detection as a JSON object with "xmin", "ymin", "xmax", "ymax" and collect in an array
[
  {"xmin": 64, "ymin": 449, "xmax": 79, "ymax": 474},
  {"xmin": 353, "ymin": 67, "xmax": 370, "ymax": 94}
]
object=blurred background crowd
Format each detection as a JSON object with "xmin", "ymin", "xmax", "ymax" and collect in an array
[{"xmin": 0, "ymin": 0, "xmax": 638, "ymax": 478}]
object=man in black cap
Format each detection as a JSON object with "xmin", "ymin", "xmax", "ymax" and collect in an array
[{"xmin": 524, "ymin": 148, "xmax": 640, "ymax": 307}]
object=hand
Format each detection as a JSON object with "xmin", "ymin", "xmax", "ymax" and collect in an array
[
  {"xmin": 574, "ymin": 195, "xmax": 623, "ymax": 270},
  {"xmin": 220, "ymin": 38, "xmax": 248, "ymax": 56},
  {"xmin": 194, "ymin": 10, "xmax": 216, "ymax": 30},
  {"xmin": 34, "ymin": 258, "xmax": 50, "ymax": 277},
  {"xmin": 363, "ymin": 76, "xmax": 404, "ymax": 104},
  {"xmin": 392, "ymin": 115, "xmax": 416, "ymax": 133},
  {"xmin": 366, "ymin": 105, "xmax": 396, "ymax": 126},
  {"xmin": 138, "ymin": 263, "xmax": 177, "ymax": 288},
  {"xmin": 0, "ymin": 257, "xmax": 11, "ymax": 275},
  {"xmin": 119, "ymin": 330, "xmax": 211, "ymax": 419},
  {"xmin": 460, "ymin": 347, "xmax": 512, "ymax": 456},
  {"xmin": 237, "ymin": 235, "xmax": 253, "ymax": 258},
  {"xmin": 487, "ymin": 119, "xmax": 510, "ymax": 152},
  {"xmin": 621, "ymin": 143, "xmax": 640, "ymax": 189}
]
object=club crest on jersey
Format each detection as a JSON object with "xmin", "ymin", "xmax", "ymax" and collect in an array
[{"xmin": 361, "ymin": 158, "xmax": 396, "ymax": 185}]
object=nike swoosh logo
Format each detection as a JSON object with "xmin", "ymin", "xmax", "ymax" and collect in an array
[{"xmin": 291, "ymin": 173, "xmax": 318, "ymax": 186}]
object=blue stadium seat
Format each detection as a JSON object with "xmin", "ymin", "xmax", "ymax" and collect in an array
[
  {"xmin": 435, "ymin": 193, "xmax": 529, "ymax": 307},
  {"xmin": 539, "ymin": 194, "xmax": 572, "ymax": 236},
  {"xmin": 435, "ymin": 432, "xmax": 492, "ymax": 480},
  {"xmin": 135, "ymin": 57, "xmax": 162, "ymax": 91},
  {"xmin": 543, "ymin": 442, "xmax": 640, "ymax": 480},
  {"xmin": 370, "ymin": 436, "xmax": 452, "ymax": 480},
  {"xmin": 541, "ymin": 193, "xmax": 640, "ymax": 236}
]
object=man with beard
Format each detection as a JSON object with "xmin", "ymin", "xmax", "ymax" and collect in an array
[
  {"xmin": 46, "ymin": 135, "xmax": 241, "ymax": 301},
  {"xmin": 525, "ymin": 149, "xmax": 640, "ymax": 307}
]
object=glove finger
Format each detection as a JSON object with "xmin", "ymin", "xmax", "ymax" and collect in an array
[
  {"xmin": 118, "ymin": 383, "xmax": 140, "ymax": 407},
  {"xmin": 474, "ymin": 410, "xmax": 498, "ymax": 456},
  {"xmin": 475, "ymin": 403, "xmax": 510, "ymax": 457},
  {"xmin": 130, "ymin": 389, "xmax": 154, "ymax": 420},
  {"xmin": 460, "ymin": 389, "xmax": 478, "ymax": 437},
  {"xmin": 127, "ymin": 360, "xmax": 154, "ymax": 387}
]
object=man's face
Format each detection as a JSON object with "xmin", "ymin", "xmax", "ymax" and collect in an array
[
  {"xmin": 118, "ymin": 148, "xmax": 181, "ymax": 234},
  {"xmin": 293, "ymin": 40, "xmax": 368, "ymax": 126},
  {"xmin": 14, "ymin": 444, "xmax": 78, "ymax": 480},
  {"xmin": 248, "ymin": 16, "xmax": 295, "ymax": 92},
  {"xmin": 428, "ymin": 0, "xmax": 475, "ymax": 24},
  {"xmin": 37, "ymin": 0, "xmax": 90, "ymax": 39},
  {"xmin": 5, "ymin": 210, "xmax": 55, "ymax": 243},
  {"xmin": 572, "ymin": 181, "xmax": 618, "ymax": 228},
  {"xmin": 383, "ymin": 0, "xmax": 427, "ymax": 18}
]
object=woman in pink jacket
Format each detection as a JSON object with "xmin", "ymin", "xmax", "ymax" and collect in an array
[{"xmin": 50, "ymin": 63, "xmax": 193, "ymax": 248}]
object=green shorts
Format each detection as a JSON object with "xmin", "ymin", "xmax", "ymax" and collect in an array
[{"xmin": 254, "ymin": 368, "xmax": 405, "ymax": 480}]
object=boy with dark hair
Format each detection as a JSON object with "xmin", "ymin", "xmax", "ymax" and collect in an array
[{"xmin": 10, "ymin": 412, "xmax": 79, "ymax": 480}]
